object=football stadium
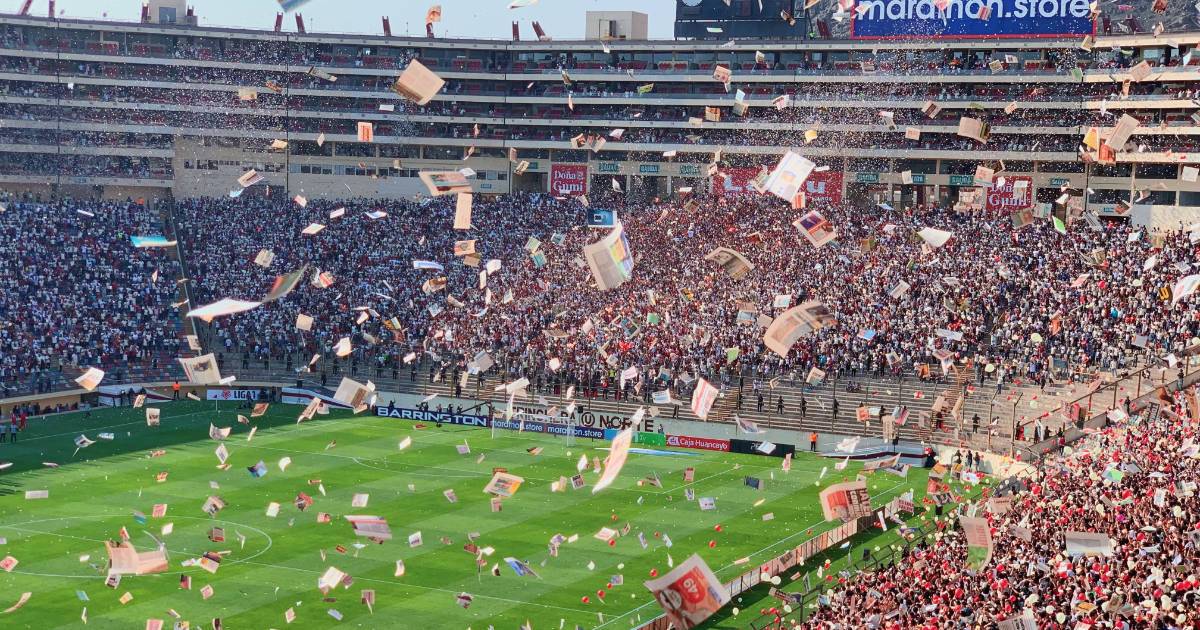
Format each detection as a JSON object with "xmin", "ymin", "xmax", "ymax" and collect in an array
[{"xmin": 0, "ymin": 0, "xmax": 1199, "ymax": 628}]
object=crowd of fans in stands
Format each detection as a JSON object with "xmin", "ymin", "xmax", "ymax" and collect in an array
[
  {"xmin": 0, "ymin": 197, "xmax": 182, "ymax": 395},
  {"xmin": 1, "ymin": 20, "xmax": 1199, "ymax": 630},
  {"xmin": 798, "ymin": 386, "xmax": 1200, "ymax": 629},
  {"xmin": 173, "ymin": 189, "xmax": 1198, "ymax": 405}
]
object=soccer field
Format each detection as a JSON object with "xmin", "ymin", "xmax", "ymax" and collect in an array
[{"xmin": 0, "ymin": 401, "xmax": 930, "ymax": 629}]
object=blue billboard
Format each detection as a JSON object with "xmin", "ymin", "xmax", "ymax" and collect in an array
[
  {"xmin": 587, "ymin": 208, "xmax": 617, "ymax": 229},
  {"xmin": 375, "ymin": 406, "xmax": 490, "ymax": 427},
  {"xmin": 850, "ymin": 0, "xmax": 1095, "ymax": 39},
  {"xmin": 491, "ymin": 418, "xmax": 607, "ymax": 440}
]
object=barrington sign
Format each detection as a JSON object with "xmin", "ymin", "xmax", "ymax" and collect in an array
[
  {"xmin": 376, "ymin": 406, "xmax": 490, "ymax": 427},
  {"xmin": 374, "ymin": 406, "xmax": 606, "ymax": 439},
  {"xmin": 550, "ymin": 164, "xmax": 588, "ymax": 196},
  {"xmin": 851, "ymin": 0, "xmax": 1096, "ymax": 39}
]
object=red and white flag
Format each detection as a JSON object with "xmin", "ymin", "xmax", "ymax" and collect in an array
[{"xmin": 691, "ymin": 378, "xmax": 719, "ymax": 420}]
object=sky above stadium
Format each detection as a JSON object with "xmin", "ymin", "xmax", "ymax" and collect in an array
[{"xmin": 17, "ymin": 0, "xmax": 679, "ymax": 39}]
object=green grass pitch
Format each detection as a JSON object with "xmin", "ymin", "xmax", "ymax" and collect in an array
[{"xmin": 0, "ymin": 401, "xmax": 932, "ymax": 629}]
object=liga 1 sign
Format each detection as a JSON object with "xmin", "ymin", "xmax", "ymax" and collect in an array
[
  {"xmin": 550, "ymin": 164, "xmax": 588, "ymax": 196},
  {"xmin": 205, "ymin": 389, "xmax": 261, "ymax": 401},
  {"xmin": 851, "ymin": 0, "xmax": 1096, "ymax": 39}
]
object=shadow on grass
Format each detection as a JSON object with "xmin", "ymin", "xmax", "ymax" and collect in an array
[{"xmin": 0, "ymin": 401, "xmax": 362, "ymax": 479}]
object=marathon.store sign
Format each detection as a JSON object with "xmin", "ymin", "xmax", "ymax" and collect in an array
[
  {"xmin": 850, "ymin": 0, "xmax": 1096, "ymax": 39},
  {"xmin": 491, "ymin": 418, "xmax": 607, "ymax": 440}
]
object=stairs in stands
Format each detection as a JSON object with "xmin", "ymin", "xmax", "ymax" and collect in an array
[
  {"xmin": 709, "ymin": 390, "xmax": 739, "ymax": 424},
  {"xmin": 938, "ymin": 360, "xmax": 976, "ymax": 433},
  {"xmin": 907, "ymin": 362, "xmax": 973, "ymax": 444}
]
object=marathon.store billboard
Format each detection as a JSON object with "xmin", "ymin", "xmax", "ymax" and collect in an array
[{"xmin": 850, "ymin": 0, "xmax": 1096, "ymax": 39}]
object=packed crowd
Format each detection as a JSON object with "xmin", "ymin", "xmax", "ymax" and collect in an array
[
  {"xmin": 1, "ymin": 55, "xmax": 1185, "ymax": 110},
  {"xmin": 177, "ymin": 188, "xmax": 1198, "ymax": 402},
  {"xmin": 0, "ymin": 20, "xmax": 1170, "ymax": 77},
  {"xmin": 799, "ymin": 385, "xmax": 1200, "ymax": 628},
  {"xmin": 0, "ymin": 198, "xmax": 183, "ymax": 395},
  {"xmin": 0, "ymin": 154, "xmax": 172, "ymax": 180},
  {"xmin": 1, "ymin": 100, "xmax": 1145, "ymax": 155}
]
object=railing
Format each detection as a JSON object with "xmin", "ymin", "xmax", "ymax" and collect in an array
[
  {"xmin": 189, "ymin": 341, "xmax": 1120, "ymax": 455},
  {"xmin": 0, "ymin": 37, "xmax": 1183, "ymax": 80},
  {"xmin": 641, "ymin": 482, "xmax": 995, "ymax": 630},
  {"xmin": 747, "ymin": 521, "xmax": 942, "ymax": 628},
  {"xmin": 1019, "ymin": 356, "xmax": 1200, "ymax": 462}
]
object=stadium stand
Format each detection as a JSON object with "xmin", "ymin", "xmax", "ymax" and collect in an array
[{"xmin": 1, "ymin": 4, "xmax": 1200, "ymax": 629}]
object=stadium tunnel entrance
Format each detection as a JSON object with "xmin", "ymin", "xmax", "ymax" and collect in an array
[
  {"xmin": 895, "ymin": 184, "xmax": 935, "ymax": 209},
  {"xmin": 846, "ymin": 182, "xmax": 890, "ymax": 207},
  {"xmin": 589, "ymin": 173, "xmax": 673, "ymax": 202},
  {"xmin": 511, "ymin": 170, "xmax": 545, "ymax": 193}
]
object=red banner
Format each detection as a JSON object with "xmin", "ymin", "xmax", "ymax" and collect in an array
[
  {"xmin": 549, "ymin": 164, "xmax": 588, "ymax": 197},
  {"xmin": 985, "ymin": 176, "xmax": 1033, "ymax": 212},
  {"xmin": 803, "ymin": 170, "xmax": 843, "ymax": 206},
  {"xmin": 715, "ymin": 167, "xmax": 842, "ymax": 206},
  {"xmin": 666, "ymin": 434, "xmax": 731, "ymax": 452},
  {"xmin": 713, "ymin": 167, "xmax": 762, "ymax": 197}
]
